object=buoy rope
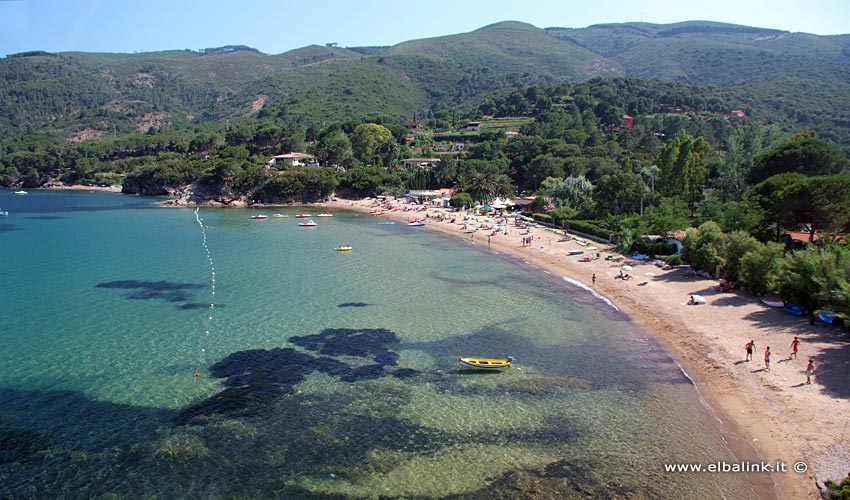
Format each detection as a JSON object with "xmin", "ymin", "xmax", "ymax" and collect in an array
[{"xmin": 193, "ymin": 208, "xmax": 215, "ymax": 380}]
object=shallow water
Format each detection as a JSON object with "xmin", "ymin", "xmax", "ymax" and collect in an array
[{"xmin": 0, "ymin": 190, "xmax": 756, "ymax": 498}]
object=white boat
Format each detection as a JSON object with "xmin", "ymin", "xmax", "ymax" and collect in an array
[
  {"xmin": 273, "ymin": 214, "xmax": 289, "ymax": 218},
  {"xmin": 14, "ymin": 190, "xmax": 27, "ymax": 195},
  {"xmin": 251, "ymin": 214, "xmax": 268, "ymax": 219},
  {"xmin": 0, "ymin": 210, "xmax": 8, "ymax": 216},
  {"xmin": 408, "ymin": 220, "xmax": 425, "ymax": 226},
  {"xmin": 299, "ymin": 219, "xmax": 317, "ymax": 227},
  {"xmin": 761, "ymin": 296, "xmax": 784, "ymax": 308},
  {"xmin": 316, "ymin": 213, "xmax": 333, "ymax": 217}
]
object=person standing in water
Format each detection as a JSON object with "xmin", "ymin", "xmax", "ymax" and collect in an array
[{"xmin": 764, "ymin": 346, "xmax": 772, "ymax": 371}]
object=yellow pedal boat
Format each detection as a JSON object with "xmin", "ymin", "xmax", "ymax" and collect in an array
[
  {"xmin": 336, "ymin": 246, "xmax": 353, "ymax": 251},
  {"xmin": 458, "ymin": 356, "xmax": 515, "ymax": 370}
]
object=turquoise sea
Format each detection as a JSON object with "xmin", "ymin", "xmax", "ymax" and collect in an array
[{"xmin": 0, "ymin": 190, "xmax": 761, "ymax": 499}]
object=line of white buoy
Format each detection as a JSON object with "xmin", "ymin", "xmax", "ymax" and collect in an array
[{"xmin": 194, "ymin": 208, "xmax": 215, "ymax": 379}]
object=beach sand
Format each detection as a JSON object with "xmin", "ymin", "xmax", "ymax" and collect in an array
[{"xmin": 327, "ymin": 197, "xmax": 850, "ymax": 499}]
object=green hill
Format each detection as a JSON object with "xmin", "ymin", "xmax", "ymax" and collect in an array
[{"xmin": 2, "ymin": 20, "xmax": 850, "ymax": 149}]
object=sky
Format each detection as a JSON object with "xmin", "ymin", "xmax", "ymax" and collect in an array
[{"xmin": 1, "ymin": 0, "xmax": 848, "ymax": 57}]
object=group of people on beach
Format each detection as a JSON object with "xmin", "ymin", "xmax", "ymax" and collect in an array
[{"xmin": 745, "ymin": 337, "xmax": 814, "ymax": 383}]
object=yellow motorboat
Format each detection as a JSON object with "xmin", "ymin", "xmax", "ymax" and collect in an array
[
  {"xmin": 336, "ymin": 245, "xmax": 353, "ymax": 251},
  {"xmin": 458, "ymin": 356, "xmax": 515, "ymax": 370}
]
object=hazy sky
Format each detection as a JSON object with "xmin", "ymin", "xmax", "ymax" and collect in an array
[{"xmin": 1, "ymin": 0, "xmax": 848, "ymax": 57}]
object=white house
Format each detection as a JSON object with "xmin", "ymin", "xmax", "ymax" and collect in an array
[
  {"xmin": 401, "ymin": 157, "xmax": 442, "ymax": 169},
  {"xmin": 268, "ymin": 152, "xmax": 316, "ymax": 167}
]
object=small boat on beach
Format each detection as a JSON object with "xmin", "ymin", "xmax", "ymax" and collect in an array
[
  {"xmin": 251, "ymin": 214, "xmax": 268, "ymax": 219},
  {"xmin": 335, "ymin": 245, "xmax": 352, "ymax": 251},
  {"xmin": 408, "ymin": 220, "xmax": 425, "ymax": 226},
  {"xmin": 783, "ymin": 303, "xmax": 807, "ymax": 316},
  {"xmin": 817, "ymin": 310, "xmax": 835, "ymax": 325},
  {"xmin": 761, "ymin": 296, "xmax": 784, "ymax": 308},
  {"xmin": 317, "ymin": 213, "xmax": 333, "ymax": 217},
  {"xmin": 458, "ymin": 356, "xmax": 515, "ymax": 370},
  {"xmin": 299, "ymin": 219, "xmax": 317, "ymax": 227},
  {"xmin": 296, "ymin": 212, "xmax": 312, "ymax": 218},
  {"xmin": 568, "ymin": 250, "xmax": 584, "ymax": 255}
]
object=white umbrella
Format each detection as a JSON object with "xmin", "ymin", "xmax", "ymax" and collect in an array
[{"xmin": 621, "ymin": 265, "xmax": 633, "ymax": 271}]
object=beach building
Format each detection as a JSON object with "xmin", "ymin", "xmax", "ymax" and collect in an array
[
  {"xmin": 401, "ymin": 158, "xmax": 442, "ymax": 169},
  {"xmin": 407, "ymin": 189, "xmax": 452, "ymax": 207}
]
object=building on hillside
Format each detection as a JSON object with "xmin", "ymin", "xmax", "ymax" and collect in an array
[
  {"xmin": 401, "ymin": 157, "xmax": 442, "ymax": 169},
  {"xmin": 782, "ymin": 231, "xmax": 847, "ymax": 252},
  {"xmin": 622, "ymin": 114, "xmax": 634, "ymax": 132},
  {"xmin": 505, "ymin": 130, "xmax": 519, "ymax": 139},
  {"xmin": 403, "ymin": 121, "xmax": 421, "ymax": 131},
  {"xmin": 268, "ymin": 152, "xmax": 316, "ymax": 168},
  {"xmin": 465, "ymin": 122, "xmax": 481, "ymax": 131},
  {"xmin": 730, "ymin": 109, "xmax": 746, "ymax": 118}
]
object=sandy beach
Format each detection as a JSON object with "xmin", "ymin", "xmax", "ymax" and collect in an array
[{"xmin": 327, "ymin": 197, "xmax": 850, "ymax": 499}]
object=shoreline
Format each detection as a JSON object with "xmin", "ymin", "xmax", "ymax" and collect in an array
[{"xmin": 327, "ymin": 197, "xmax": 849, "ymax": 499}]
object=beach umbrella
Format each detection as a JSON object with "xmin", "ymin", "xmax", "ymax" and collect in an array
[{"xmin": 621, "ymin": 265, "xmax": 633, "ymax": 271}]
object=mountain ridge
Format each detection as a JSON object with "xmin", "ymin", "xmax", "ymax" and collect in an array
[{"xmin": 2, "ymin": 20, "xmax": 849, "ymax": 150}]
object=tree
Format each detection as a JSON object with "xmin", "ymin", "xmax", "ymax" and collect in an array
[
  {"xmin": 639, "ymin": 197, "xmax": 689, "ymax": 235},
  {"xmin": 523, "ymin": 154, "xmax": 565, "ymax": 191},
  {"xmin": 312, "ymin": 129, "xmax": 353, "ymax": 167},
  {"xmin": 449, "ymin": 192, "xmax": 474, "ymax": 209},
  {"xmin": 593, "ymin": 170, "xmax": 647, "ymax": 216},
  {"xmin": 739, "ymin": 242, "xmax": 784, "ymax": 295},
  {"xmin": 350, "ymin": 123, "xmax": 394, "ymax": 166},
  {"xmin": 456, "ymin": 159, "xmax": 513, "ymax": 203},
  {"xmin": 541, "ymin": 176, "xmax": 593, "ymax": 213},
  {"xmin": 656, "ymin": 131, "xmax": 710, "ymax": 211},
  {"xmin": 748, "ymin": 131, "xmax": 848, "ymax": 186},
  {"xmin": 724, "ymin": 231, "xmax": 762, "ymax": 282},
  {"xmin": 681, "ymin": 222, "xmax": 726, "ymax": 274}
]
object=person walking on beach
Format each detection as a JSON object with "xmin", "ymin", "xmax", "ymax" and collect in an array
[
  {"xmin": 805, "ymin": 359, "xmax": 815, "ymax": 384},
  {"xmin": 790, "ymin": 336, "xmax": 800, "ymax": 360},
  {"xmin": 745, "ymin": 340, "xmax": 755, "ymax": 361},
  {"xmin": 592, "ymin": 273, "xmax": 597, "ymax": 286},
  {"xmin": 764, "ymin": 346, "xmax": 772, "ymax": 371}
]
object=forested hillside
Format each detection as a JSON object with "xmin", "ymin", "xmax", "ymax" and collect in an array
[{"xmin": 2, "ymin": 20, "xmax": 850, "ymax": 150}]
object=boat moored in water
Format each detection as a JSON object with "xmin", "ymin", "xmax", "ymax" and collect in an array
[
  {"xmin": 299, "ymin": 219, "xmax": 317, "ymax": 227},
  {"xmin": 458, "ymin": 356, "xmax": 515, "ymax": 370},
  {"xmin": 296, "ymin": 212, "xmax": 312, "ymax": 218},
  {"xmin": 251, "ymin": 214, "xmax": 268, "ymax": 219},
  {"xmin": 336, "ymin": 245, "xmax": 352, "ymax": 251}
]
